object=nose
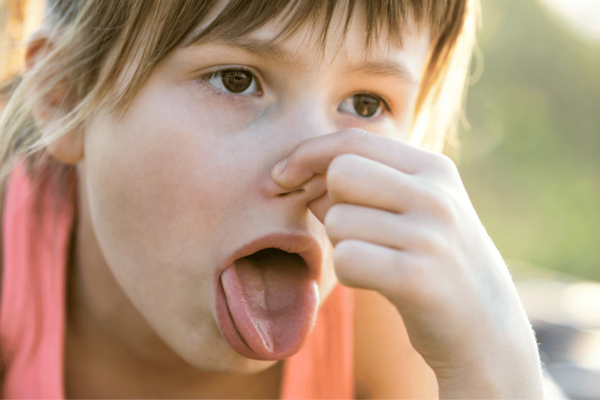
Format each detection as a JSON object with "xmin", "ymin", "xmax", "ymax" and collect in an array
[
  {"xmin": 259, "ymin": 98, "xmax": 334, "ymax": 206},
  {"xmin": 261, "ymin": 163, "xmax": 330, "ymax": 223}
]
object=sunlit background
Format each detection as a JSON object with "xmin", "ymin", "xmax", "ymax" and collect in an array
[
  {"xmin": 459, "ymin": 0, "xmax": 600, "ymax": 397},
  {"xmin": 1, "ymin": 0, "xmax": 599, "ymax": 398},
  {"xmin": 462, "ymin": 0, "xmax": 600, "ymax": 284}
]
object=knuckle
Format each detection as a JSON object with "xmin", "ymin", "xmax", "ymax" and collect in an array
[
  {"xmin": 423, "ymin": 188, "xmax": 458, "ymax": 223},
  {"xmin": 437, "ymin": 194, "xmax": 459, "ymax": 223},
  {"xmin": 428, "ymin": 153, "xmax": 458, "ymax": 176},
  {"xmin": 406, "ymin": 223, "xmax": 434, "ymax": 250},
  {"xmin": 420, "ymin": 229, "xmax": 451, "ymax": 256}
]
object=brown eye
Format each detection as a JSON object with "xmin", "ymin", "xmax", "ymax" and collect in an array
[
  {"xmin": 203, "ymin": 68, "xmax": 259, "ymax": 95},
  {"xmin": 338, "ymin": 93, "xmax": 385, "ymax": 118},
  {"xmin": 221, "ymin": 70, "xmax": 253, "ymax": 93},
  {"xmin": 353, "ymin": 94, "xmax": 381, "ymax": 117}
]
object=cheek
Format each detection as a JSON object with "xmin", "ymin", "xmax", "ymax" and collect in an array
[
  {"xmin": 86, "ymin": 118, "xmax": 215, "ymax": 261},
  {"xmin": 81, "ymin": 82, "xmax": 268, "ymax": 309},
  {"xmin": 78, "ymin": 79, "xmax": 280, "ymax": 369},
  {"xmin": 85, "ymin": 85, "xmax": 255, "ymax": 254}
]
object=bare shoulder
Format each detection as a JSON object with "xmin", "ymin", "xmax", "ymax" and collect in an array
[{"xmin": 353, "ymin": 288, "xmax": 438, "ymax": 399}]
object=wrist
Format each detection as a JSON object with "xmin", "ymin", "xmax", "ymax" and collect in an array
[{"xmin": 434, "ymin": 327, "xmax": 544, "ymax": 399}]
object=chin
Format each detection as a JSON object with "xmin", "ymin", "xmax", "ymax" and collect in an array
[
  {"xmin": 223, "ymin": 357, "xmax": 280, "ymax": 375},
  {"xmin": 197, "ymin": 346, "xmax": 281, "ymax": 375},
  {"xmin": 166, "ymin": 327, "xmax": 280, "ymax": 375}
]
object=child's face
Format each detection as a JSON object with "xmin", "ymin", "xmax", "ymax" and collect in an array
[{"xmin": 77, "ymin": 5, "xmax": 430, "ymax": 373}]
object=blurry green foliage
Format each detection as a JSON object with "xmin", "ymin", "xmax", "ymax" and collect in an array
[{"xmin": 459, "ymin": 0, "xmax": 600, "ymax": 280}]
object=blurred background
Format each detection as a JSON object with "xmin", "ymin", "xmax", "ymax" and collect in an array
[
  {"xmin": 462, "ymin": 0, "xmax": 600, "ymax": 289},
  {"xmin": 459, "ymin": 0, "xmax": 600, "ymax": 398},
  {"xmin": 1, "ymin": 0, "xmax": 599, "ymax": 398}
]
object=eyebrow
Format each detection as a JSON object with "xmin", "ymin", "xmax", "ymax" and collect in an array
[
  {"xmin": 342, "ymin": 61, "xmax": 417, "ymax": 85},
  {"xmin": 196, "ymin": 37, "xmax": 309, "ymax": 69},
  {"xmin": 194, "ymin": 37, "xmax": 417, "ymax": 84}
]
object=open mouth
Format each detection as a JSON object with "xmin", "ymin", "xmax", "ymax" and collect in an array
[
  {"xmin": 216, "ymin": 246, "xmax": 320, "ymax": 361},
  {"xmin": 245, "ymin": 248, "xmax": 306, "ymax": 268}
]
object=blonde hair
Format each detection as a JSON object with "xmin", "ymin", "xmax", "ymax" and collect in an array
[{"xmin": 0, "ymin": 0, "xmax": 479, "ymax": 185}]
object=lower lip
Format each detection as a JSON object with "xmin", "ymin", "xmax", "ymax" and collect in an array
[{"xmin": 215, "ymin": 270, "xmax": 267, "ymax": 360}]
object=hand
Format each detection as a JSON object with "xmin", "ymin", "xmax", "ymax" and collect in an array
[{"xmin": 272, "ymin": 129, "xmax": 543, "ymax": 398}]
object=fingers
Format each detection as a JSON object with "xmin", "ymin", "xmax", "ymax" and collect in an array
[
  {"xmin": 324, "ymin": 203, "xmax": 439, "ymax": 252},
  {"xmin": 333, "ymin": 239, "xmax": 424, "ymax": 298},
  {"xmin": 308, "ymin": 192, "xmax": 330, "ymax": 223},
  {"xmin": 299, "ymin": 174, "xmax": 327, "ymax": 200},
  {"xmin": 297, "ymin": 152, "xmax": 452, "ymax": 223},
  {"xmin": 327, "ymin": 154, "xmax": 415, "ymax": 214},
  {"xmin": 325, "ymin": 202, "xmax": 446, "ymax": 303},
  {"xmin": 271, "ymin": 129, "xmax": 439, "ymax": 189},
  {"xmin": 327, "ymin": 154, "xmax": 454, "ymax": 221}
]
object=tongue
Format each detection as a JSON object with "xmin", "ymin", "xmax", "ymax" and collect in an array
[{"xmin": 220, "ymin": 254, "xmax": 319, "ymax": 360}]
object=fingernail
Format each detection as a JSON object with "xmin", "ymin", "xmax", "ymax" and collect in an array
[{"xmin": 273, "ymin": 158, "xmax": 287, "ymax": 176}]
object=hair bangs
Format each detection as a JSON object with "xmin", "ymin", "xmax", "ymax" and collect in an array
[
  {"xmin": 38, "ymin": 0, "xmax": 468, "ymax": 114},
  {"xmin": 182, "ymin": 0, "xmax": 463, "ymax": 53}
]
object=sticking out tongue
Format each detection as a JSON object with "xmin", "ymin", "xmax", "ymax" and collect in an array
[{"xmin": 220, "ymin": 248, "xmax": 319, "ymax": 360}]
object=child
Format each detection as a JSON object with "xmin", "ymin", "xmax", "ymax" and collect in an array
[{"xmin": 0, "ymin": 0, "xmax": 544, "ymax": 398}]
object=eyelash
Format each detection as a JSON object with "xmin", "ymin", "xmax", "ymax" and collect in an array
[{"xmin": 197, "ymin": 67, "xmax": 393, "ymax": 117}]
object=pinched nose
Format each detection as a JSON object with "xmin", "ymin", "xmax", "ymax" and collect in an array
[
  {"xmin": 258, "ymin": 169, "xmax": 329, "ymax": 222},
  {"xmin": 264, "ymin": 171, "xmax": 326, "ymax": 201},
  {"xmin": 256, "ymin": 103, "xmax": 336, "ymax": 218}
]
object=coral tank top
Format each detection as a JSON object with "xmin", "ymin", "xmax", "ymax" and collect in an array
[{"xmin": 0, "ymin": 161, "xmax": 354, "ymax": 399}]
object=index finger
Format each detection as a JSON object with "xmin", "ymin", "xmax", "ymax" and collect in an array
[{"xmin": 271, "ymin": 128, "xmax": 431, "ymax": 189}]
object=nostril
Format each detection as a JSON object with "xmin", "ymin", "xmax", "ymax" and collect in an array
[{"xmin": 277, "ymin": 189, "xmax": 305, "ymax": 197}]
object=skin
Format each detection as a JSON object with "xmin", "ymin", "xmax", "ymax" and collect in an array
[
  {"xmin": 273, "ymin": 131, "xmax": 544, "ymax": 397},
  {"xmin": 22, "ymin": 2, "xmax": 543, "ymax": 399}
]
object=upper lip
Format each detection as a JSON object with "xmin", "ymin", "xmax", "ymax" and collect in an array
[{"xmin": 218, "ymin": 232, "xmax": 323, "ymax": 282}]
